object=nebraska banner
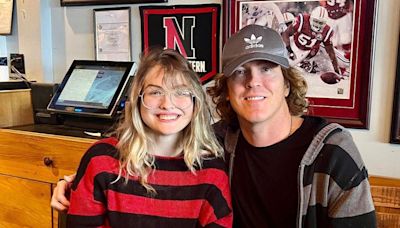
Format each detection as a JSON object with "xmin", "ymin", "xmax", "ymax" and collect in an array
[{"xmin": 140, "ymin": 4, "xmax": 220, "ymax": 83}]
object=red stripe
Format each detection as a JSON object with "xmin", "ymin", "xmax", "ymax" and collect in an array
[
  {"xmin": 144, "ymin": 7, "xmax": 216, "ymax": 15},
  {"xmin": 143, "ymin": 10, "xmax": 149, "ymax": 50},
  {"xmin": 107, "ymin": 190, "xmax": 217, "ymax": 226},
  {"xmin": 214, "ymin": 213, "xmax": 233, "ymax": 227},
  {"xmin": 93, "ymin": 137, "xmax": 118, "ymax": 147},
  {"xmin": 85, "ymin": 155, "xmax": 229, "ymax": 189},
  {"xmin": 68, "ymin": 190, "xmax": 106, "ymax": 216},
  {"xmin": 70, "ymin": 155, "xmax": 231, "ymax": 210},
  {"xmin": 200, "ymin": 6, "xmax": 219, "ymax": 83}
]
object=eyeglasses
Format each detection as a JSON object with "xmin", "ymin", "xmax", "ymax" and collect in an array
[{"xmin": 139, "ymin": 87, "xmax": 195, "ymax": 109}]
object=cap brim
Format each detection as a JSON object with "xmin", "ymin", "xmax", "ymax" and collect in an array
[{"xmin": 223, "ymin": 52, "xmax": 290, "ymax": 77}]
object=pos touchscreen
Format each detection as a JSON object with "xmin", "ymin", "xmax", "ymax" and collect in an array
[{"xmin": 48, "ymin": 60, "xmax": 133, "ymax": 118}]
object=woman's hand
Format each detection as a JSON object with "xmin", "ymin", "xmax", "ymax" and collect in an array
[{"xmin": 50, "ymin": 174, "xmax": 75, "ymax": 212}]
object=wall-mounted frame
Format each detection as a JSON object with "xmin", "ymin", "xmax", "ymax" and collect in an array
[
  {"xmin": 390, "ymin": 37, "xmax": 400, "ymax": 144},
  {"xmin": 94, "ymin": 7, "xmax": 131, "ymax": 61},
  {"xmin": 61, "ymin": 0, "xmax": 167, "ymax": 6},
  {"xmin": 140, "ymin": 4, "xmax": 221, "ymax": 84},
  {"xmin": 0, "ymin": 0, "xmax": 14, "ymax": 35},
  {"xmin": 224, "ymin": 0, "xmax": 377, "ymax": 129}
]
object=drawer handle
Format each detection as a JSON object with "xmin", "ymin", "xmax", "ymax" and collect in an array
[{"xmin": 43, "ymin": 157, "xmax": 53, "ymax": 167}]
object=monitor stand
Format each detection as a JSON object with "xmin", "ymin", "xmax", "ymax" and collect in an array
[
  {"xmin": 8, "ymin": 114, "xmax": 121, "ymax": 139},
  {"xmin": 62, "ymin": 115, "xmax": 119, "ymax": 135}
]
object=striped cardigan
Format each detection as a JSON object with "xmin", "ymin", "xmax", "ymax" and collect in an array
[
  {"xmin": 67, "ymin": 138, "xmax": 232, "ymax": 228},
  {"xmin": 214, "ymin": 117, "xmax": 376, "ymax": 227}
]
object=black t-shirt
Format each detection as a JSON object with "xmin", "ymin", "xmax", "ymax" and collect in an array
[{"xmin": 231, "ymin": 116, "xmax": 325, "ymax": 228}]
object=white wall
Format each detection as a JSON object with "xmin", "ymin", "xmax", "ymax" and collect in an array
[
  {"xmin": 350, "ymin": 0, "xmax": 400, "ymax": 178},
  {"xmin": 1, "ymin": 0, "xmax": 399, "ymax": 178},
  {"xmin": 50, "ymin": 0, "xmax": 220, "ymax": 83}
]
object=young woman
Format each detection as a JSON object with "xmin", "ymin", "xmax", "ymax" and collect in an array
[{"xmin": 66, "ymin": 49, "xmax": 232, "ymax": 227}]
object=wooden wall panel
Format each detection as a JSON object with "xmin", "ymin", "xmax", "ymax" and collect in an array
[{"xmin": 370, "ymin": 176, "xmax": 400, "ymax": 228}]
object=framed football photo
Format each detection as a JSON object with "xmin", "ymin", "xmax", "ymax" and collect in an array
[{"xmin": 224, "ymin": 0, "xmax": 377, "ymax": 128}]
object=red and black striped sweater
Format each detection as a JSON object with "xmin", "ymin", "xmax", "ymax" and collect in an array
[{"xmin": 67, "ymin": 138, "xmax": 232, "ymax": 228}]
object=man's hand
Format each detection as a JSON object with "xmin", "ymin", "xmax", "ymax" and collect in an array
[{"xmin": 50, "ymin": 174, "xmax": 75, "ymax": 212}]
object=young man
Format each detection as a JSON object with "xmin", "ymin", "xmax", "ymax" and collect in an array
[{"xmin": 52, "ymin": 24, "xmax": 376, "ymax": 227}]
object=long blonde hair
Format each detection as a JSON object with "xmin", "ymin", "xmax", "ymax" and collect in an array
[{"xmin": 115, "ymin": 48, "xmax": 223, "ymax": 192}]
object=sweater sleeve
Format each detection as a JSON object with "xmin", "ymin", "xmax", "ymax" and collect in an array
[
  {"xmin": 328, "ymin": 167, "xmax": 377, "ymax": 227},
  {"xmin": 66, "ymin": 142, "xmax": 113, "ymax": 228},
  {"xmin": 201, "ymin": 159, "xmax": 233, "ymax": 228},
  {"xmin": 324, "ymin": 129, "xmax": 377, "ymax": 227}
]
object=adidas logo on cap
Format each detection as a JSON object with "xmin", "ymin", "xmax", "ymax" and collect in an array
[{"xmin": 244, "ymin": 34, "xmax": 264, "ymax": 50}]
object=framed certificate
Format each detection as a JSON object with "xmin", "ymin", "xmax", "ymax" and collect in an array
[
  {"xmin": 0, "ymin": 0, "xmax": 14, "ymax": 35},
  {"xmin": 94, "ymin": 7, "xmax": 132, "ymax": 61}
]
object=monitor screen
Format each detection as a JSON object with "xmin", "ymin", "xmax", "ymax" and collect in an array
[{"xmin": 48, "ymin": 60, "xmax": 134, "ymax": 118}]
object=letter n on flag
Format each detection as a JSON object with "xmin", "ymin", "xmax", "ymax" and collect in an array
[{"xmin": 140, "ymin": 4, "xmax": 220, "ymax": 84}]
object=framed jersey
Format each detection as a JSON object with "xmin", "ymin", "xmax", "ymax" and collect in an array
[{"xmin": 224, "ymin": 0, "xmax": 377, "ymax": 129}]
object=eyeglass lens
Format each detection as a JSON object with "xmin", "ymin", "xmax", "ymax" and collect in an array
[{"xmin": 141, "ymin": 88, "xmax": 193, "ymax": 109}]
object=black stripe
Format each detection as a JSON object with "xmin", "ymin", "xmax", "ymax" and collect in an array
[
  {"xmin": 94, "ymin": 172, "xmax": 231, "ymax": 219},
  {"xmin": 154, "ymin": 156, "xmax": 227, "ymax": 172},
  {"xmin": 330, "ymin": 210, "xmax": 377, "ymax": 227},
  {"xmin": 73, "ymin": 142, "xmax": 226, "ymax": 174},
  {"xmin": 304, "ymin": 205, "xmax": 377, "ymax": 228},
  {"xmin": 302, "ymin": 204, "xmax": 329, "ymax": 228},
  {"xmin": 72, "ymin": 142, "xmax": 118, "ymax": 190},
  {"xmin": 67, "ymin": 214, "xmax": 104, "ymax": 228},
  {"xmin": 107, "ymin": 211, "xmax": 199, "ymax": 228},
  {"xmin": 205, "ymin": 222, "xmax": 225, "ymax": 228},
  {"xmin": 303, "ymin": 144, "xmax": 367, "ymax": 190}
]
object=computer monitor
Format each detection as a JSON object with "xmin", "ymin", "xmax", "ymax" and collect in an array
[{"xmin": 48, "ymin": 60, "xmax": 134, "ymax": 119}]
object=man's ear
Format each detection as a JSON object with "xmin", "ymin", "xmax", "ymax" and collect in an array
[{"xmin": 285, "ymin": 82, "xmax": 290, "ymax": 97}]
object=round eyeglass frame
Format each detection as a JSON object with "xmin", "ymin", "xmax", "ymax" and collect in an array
[{"xmin": 139, "ymin": 90, "xmax": 195, "ymax": 110}]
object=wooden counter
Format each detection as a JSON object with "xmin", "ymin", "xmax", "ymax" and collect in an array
[
  {"xmin": 0, "ymin": 128, "xmax": 399, "ymax": 227},
  {"xmin": 0, "ymin": 129, "xmax": 95, "ymax": 228}
]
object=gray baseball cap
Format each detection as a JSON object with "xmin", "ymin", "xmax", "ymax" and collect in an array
[{"xmin": 222, "ymin": 24, "xmax": 289, "ymax": 76}]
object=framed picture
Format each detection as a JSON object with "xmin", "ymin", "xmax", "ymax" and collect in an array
[
  {"xmin": 61, "ymin": 0, "xmax": 167, "ymax": 7},
  {"xmin": 224, "ymin": 0, "xmax": 377, "ymax": 128},
  {"xmin": 140, "ymin": 4, "xmax": 221, "ymax": 84},
  {"xmin": 94, "ymin": 7, "xmax": 131, "ymax": 61},
  {"xmin": 390, "ymin": 38, "xmax": 400, "ymax": 144},
  {"xmin": 0, "ymin": 0, "xmax": 14, "ymax": 35}
]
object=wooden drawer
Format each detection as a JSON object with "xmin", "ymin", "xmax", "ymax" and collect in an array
[
  {"xmin": 0, "ymin": 174, "xmax": 52, "ymax": 228},
  {"xmin": 0, "ymin": 129, "xmax": 95, "ymax": 183}
]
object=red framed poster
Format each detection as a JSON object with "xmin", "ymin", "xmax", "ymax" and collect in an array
[{"xmin": 224, "ymin": 0, "xmax": 377, "ymax": 128}]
